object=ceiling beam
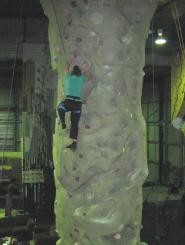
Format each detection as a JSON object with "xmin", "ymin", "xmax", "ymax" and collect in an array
[
  {"xmin": 0, "ymin": 10, "xmax": 47, "ymax": 19},
  {"xmin": 0, "ymin": 0, "xmax": 46, "ymax": 18}
]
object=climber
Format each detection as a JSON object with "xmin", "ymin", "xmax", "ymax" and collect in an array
[{"xmin": 57, "ymin": 63, "xmax": 93, "ymax": 150}]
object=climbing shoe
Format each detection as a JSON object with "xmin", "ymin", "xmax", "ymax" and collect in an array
[
  {"xmin": 62, "ymin": 123, "xmax": 66, "ymax": 129},
  {"xmin": 66, "ymin": 141, "xmax": 77, "ymax": 150}
]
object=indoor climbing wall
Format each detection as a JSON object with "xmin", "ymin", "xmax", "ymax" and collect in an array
[{"xmin": 40, "ymin": 0, "xmax": 159, "ymax": 244}]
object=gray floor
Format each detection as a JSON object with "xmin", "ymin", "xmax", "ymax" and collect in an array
[{"xmin": 141, "ymin": 199, "xmax": 185, "ymax": 245}]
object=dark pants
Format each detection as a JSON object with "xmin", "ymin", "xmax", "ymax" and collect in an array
[{"xmin": 57, "ymin": 98, "xmax": 82, "ymax": 140}]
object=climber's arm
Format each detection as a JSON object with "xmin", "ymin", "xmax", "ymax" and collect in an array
[
  {"xmin": 82, "ymin": 64, "xmax": 95, "ymax": 102},
  {"xmin": 64, "ymin": 54, "xmax": 77, "ymax": 74},
  {"xmin": 64, "ymin": 66, "xmax": 69, "ymax": 73},
  {"xmin": 85, "ymin": 69, "xmax": 94, "ymax": 81},
  {"xmin": 82, "ymin": 63, "xmax": 94, "ymax": 81}
]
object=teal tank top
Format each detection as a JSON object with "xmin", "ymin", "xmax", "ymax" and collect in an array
[{"xmin": 65, "ymin": 73, "xmax": 87, "ymax": 99}]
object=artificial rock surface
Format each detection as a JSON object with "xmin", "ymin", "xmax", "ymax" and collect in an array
[{"xmin": 40, "ymin": 0, "xmax": 159, "ymax": 244}]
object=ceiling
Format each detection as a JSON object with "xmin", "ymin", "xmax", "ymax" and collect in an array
[
  {"xmin": 0, "ymin": 0, "xmax": 44, "ymax": 18},
  {"xmin": 146, "ymin": 0, "xmax": 185, "ymax": 56},
  {"xmin": 144, "ymin": 0, "xmax": 185, "ymax": 80},
  {"xmin": 0, "ymin": 0, "xmax": 183, "ymax": 54},
  {"xmin": 0, "ymin": 0, "xmax": 184, "ymax": 76}
]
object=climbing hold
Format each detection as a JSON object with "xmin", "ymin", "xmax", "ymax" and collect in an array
[
  {"xmin": 74, "ymin": 228, "xmax": 79, "ymax": 232},
  {"xmin": 68, "ymin": 20, "xmax": 72, "ymax": 26},
  {"xmin": 70, "ymin": 1, "xmax": 77, "ymax": 8},
  {"xmin": 114, "ymin": 233, "xmax": 121, "ymax": 240},
  {"xmin": 56, "ymin": 47, "xmax": 62, "ymax": 54},
  {"xmin": 123, "ymin": 147, "xmax": 125, "ymax": 153},
  {"xmin": 114, "ymin": 168, "xmax": 119, "ymax": 173},
  {"xmin": 73, "ymin": 166, "xmax": 77, "ymax": 171},
  {"xmin": 104, "ymin": 65, "xmax": 109, "ymax": 70},
  {"xmin": 85, "ymin": 124, "xmax": 90, "ymax": 129},
  {"xmin": 90, "ymin": 31, "xmax": 96, "ymax": 36},
  {"xmin": 87, "ymin": 193, "xmax": 94, "ymax": 200},
  {"xmin": 83, "ymin": 212, "xmax": 87, "ymax": 216},
  {"xmin": 64, "ymin": 9, "xmax": 71, "ymax": 17},
  {"xmin": 75, "ymin": 176, "xmax": 80, "ymax": 182},
  {"xmin": 108, "ymin": 72, "xmax": 113, "ymax": 77},
  {"xmin": 121, "ymin": 36, "xmax": 131, "ymax": 45},
  {"xmin": 76, "ymin": 37, "xmax": 82, "ymax": 42},
  {"xmin": 68, "ymin": 193, "xmax": 73, "ymax": 198},
  {"xmin": 79, "ymin": 153, "xmax": 83, "ymax": 158}
]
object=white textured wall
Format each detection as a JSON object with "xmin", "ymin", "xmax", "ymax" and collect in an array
[{"xmin": 40, "ymin": 1, "xmax": 158, "ymax": 244}]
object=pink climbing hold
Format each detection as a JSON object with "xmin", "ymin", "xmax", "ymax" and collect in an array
[
  {"xmin": 64, "ymin": 9, "xmax": 71, "ymax": 17},
  {"xmin": 56, "ymin": 47, "xmax": 62, "ymax": 54}
]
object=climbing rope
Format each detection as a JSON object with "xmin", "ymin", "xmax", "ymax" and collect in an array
[
  {"xmin": 170, "ymin": 0, "xmax": 185, "ymax": 60},
  {"xmin": 170, "ymin": 0, "xmax": 185, "ymax": 120},
  {"xmin": 50, "ymin": 0, "xmax": 69, "ymax": 68},
  {"xmin": 149, "ymin": 19, "xmax": 162, "ymax": 245},
  {"xmin": 0, "ymin": 0, "xmax": 24, "ymax": 185},
  {"xmin": 151, "ymin": 20, "xmax": 155, "ymax": 101}
]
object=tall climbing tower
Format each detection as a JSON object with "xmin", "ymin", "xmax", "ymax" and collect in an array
[{"xmin": 40, "ymin": 0, "xmax": 160, "ymax": 244}]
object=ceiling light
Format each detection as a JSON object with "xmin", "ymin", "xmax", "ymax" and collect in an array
[{"xmin": 155, "ymin": 29, "xmax": 167, "ymax": 45}]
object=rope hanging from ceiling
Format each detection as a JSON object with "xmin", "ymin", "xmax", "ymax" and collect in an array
[
  {"xmin": 50, "ymin": 0, "xmax": 69, "ymax": 68},
  {"xmin": 170, "ymin": 0, "xmax": 185, "ymax": 120},
  {"xmin": 0, "ymin": 0, "xmax": 24, "ymax": 185},
  {"xmin": 170, "ymin": 0, "xmax": 185, "ymax": 60}
]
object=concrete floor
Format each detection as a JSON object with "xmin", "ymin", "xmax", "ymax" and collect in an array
[
  {"xmin": 141, "ymin": 199, "xmax": 185, "ymax": 245},
  {"xmin": 0, "ymin": 187, "xmax": 185, "ymax": 245}
]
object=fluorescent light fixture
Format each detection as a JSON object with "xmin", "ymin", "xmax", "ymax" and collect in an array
[
  {"xmin": 155, "ymin": 37, "xmax": 167, "ymax": 45},
  {"xmin": 155, "ymin": 29, "xmax": 167, "ymax": 45}
]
